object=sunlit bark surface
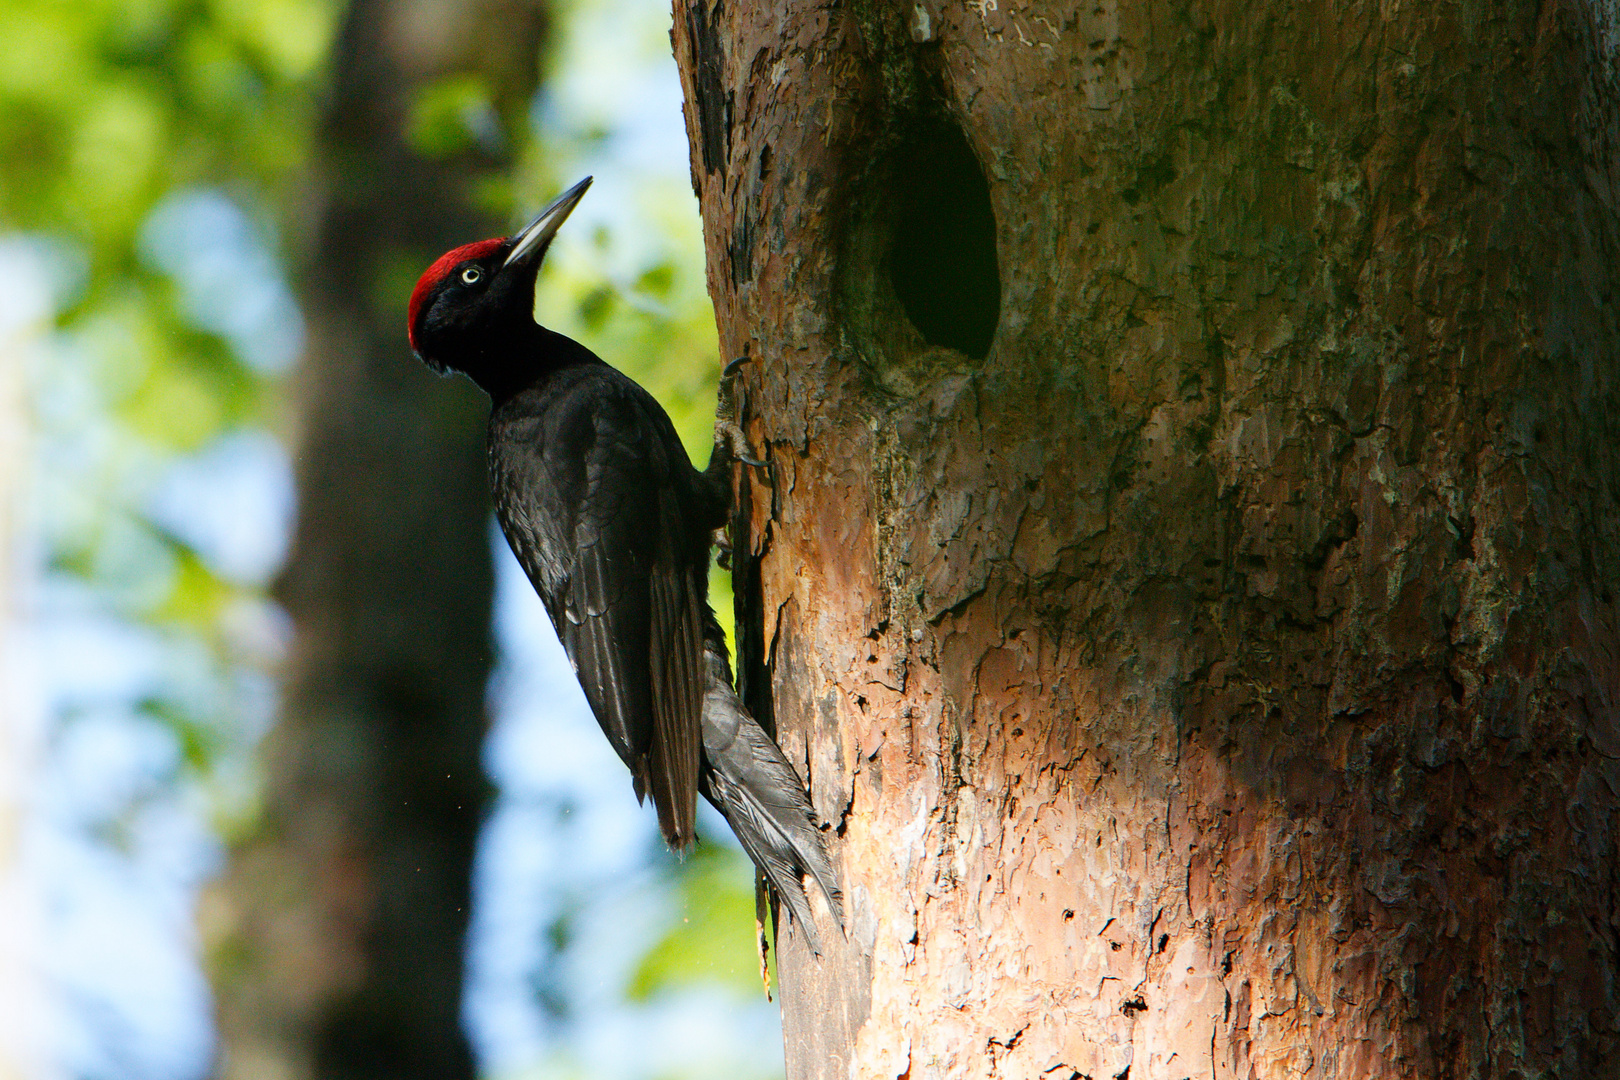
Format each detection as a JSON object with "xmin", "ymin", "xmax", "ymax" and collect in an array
[
  {"xmin": 208, "ymin": 2, "xmax": 544, "ymax": 1078},
  {"xmin": 674, "ymin": 0, "xmax": 1620, "ymax": 1076}
]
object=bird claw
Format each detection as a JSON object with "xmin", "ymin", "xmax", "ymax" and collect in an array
[
  {"xmin": 720, "ymin": 421, "xmax": 768, "ymax": 471},
  {"xmin": 713, "ymin": 527, "xmax": 733, "ymax": 570},
  {"xmin": 713, "ymin": 357, "xmax": 770, "ymax": 481}
]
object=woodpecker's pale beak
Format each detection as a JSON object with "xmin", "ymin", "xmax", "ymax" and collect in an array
[{"xmin": 504, "ymin": 176, "xmax": 593, "ymax": 269}]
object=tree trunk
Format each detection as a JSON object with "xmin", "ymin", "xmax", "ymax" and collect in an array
[
  {"xmin": 207, "ymin": 2, "xmax": 544, "ymax": 1078},
  {"xmin": 673, "ymin": 0, "xmax": 1620, "ymax": 1077}
]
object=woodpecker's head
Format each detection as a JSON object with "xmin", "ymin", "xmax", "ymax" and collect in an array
[{"xmin": 408, "ymin": 177, "xmax": 592, "ymax": 376}]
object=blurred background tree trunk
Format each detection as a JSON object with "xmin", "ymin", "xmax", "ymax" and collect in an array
[
  {"xmin": 208, "ymin": 2, "xmax": 545, "ymax": 1078},
  {"xmin": 675, "ymin": 0, "xmax": 1620, "ymax": 1077}
]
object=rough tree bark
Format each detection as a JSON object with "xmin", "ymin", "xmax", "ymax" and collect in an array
[
  {"xmin": 207, "ymin": 2, "xmax": 544, "ymax": 1078},
  {"xmin": 674, "ymin": 0, "xmax": 1620, "ymax": 1077}
]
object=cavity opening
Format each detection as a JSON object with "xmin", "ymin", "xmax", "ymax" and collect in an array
[{"xmin": 886, "ymin": 120, "xmax": 1001, "ymax": 360}]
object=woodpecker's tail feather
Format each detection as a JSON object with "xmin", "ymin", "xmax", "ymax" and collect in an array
[{"xmin": 700, "ymin": 650, "xmax": 843, "ymax": 955}]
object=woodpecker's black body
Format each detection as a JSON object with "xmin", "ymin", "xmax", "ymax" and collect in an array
[{"xmin": 408, "ymin": 179, "xmax": 840, "ymax": 950}]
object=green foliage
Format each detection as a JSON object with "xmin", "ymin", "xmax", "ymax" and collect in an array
[
  {"xmin": 407, "ymin": 75, "xmax": 500, "ymax": 159},
  {"xmin": 0, "ymin": 0, "xmax": 333, "ymax": 248},
  {"xmin": 159, "ymin": 544, "xmax": 235, "ymax": 627},
  {"xmin": 629, "ymin": 843, "xmax": 770, "ymax": 1001},
  {"xmin": 2, "ymin": 0, "xmax": 335, "ymax": 838}
]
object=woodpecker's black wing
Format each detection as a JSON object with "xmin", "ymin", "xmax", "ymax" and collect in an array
[{"xmin": 491, "ymin": 366, "xmax": 705, "ymax": 848}]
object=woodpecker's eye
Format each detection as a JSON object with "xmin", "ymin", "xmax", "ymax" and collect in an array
[{"xmin": 460, "ymin": 266, "xmax": 483, "ymax": 285}]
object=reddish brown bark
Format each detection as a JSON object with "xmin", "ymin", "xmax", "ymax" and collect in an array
[{"xmin": 675, "ymin": 0, "xmax": 1620, "ymax": 1077}]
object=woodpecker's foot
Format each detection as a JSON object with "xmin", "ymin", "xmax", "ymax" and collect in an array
[
  {"xmin": 712, "ymin": 356, "xmax": 771, "ymax": 483},
  {"xmin": 713, "ymin": 526, "xmax": 733, "ymax": 571},
  {"xmin": 719, "ymin": 420, "xmax": 768, "ymax": 470}
]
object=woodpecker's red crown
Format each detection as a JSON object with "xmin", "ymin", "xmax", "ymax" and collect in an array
[{"xmin": 407, "ymin": 237, "xmax": 505, "ymax": 353}]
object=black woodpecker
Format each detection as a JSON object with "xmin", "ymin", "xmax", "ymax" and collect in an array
[{"xmin": 407, "ymin": 178, "xmax": 841, "ymax": 950}]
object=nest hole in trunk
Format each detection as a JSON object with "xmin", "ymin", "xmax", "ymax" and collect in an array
[{"xmin": 885, "ymin": 119, "xmax": 1001, "ymax": 360}]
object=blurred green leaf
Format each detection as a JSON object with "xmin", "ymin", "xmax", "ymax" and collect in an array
[
  {"xmin": 121, "ymin": 355, "xmax": 228, "ymax": 450},
  {"xmin": 628, "ymin": 843, "xmax": 767, "ymax": 1002},
  {"xmin": 577, "ymin": 283, "xmax": 614, "ymax": 330},
  {"xmin": 407, "ymin": 75, "xmax": 498, "ymax": 159},
  {"xmin": 216, "ymin": 0, "xmax": 336, "ymax": 78},
  {"xmin": 159, "ymin": 545, "xmax": 235, "ymax": 628},
  {"xmin": 139, "ymin": 692, "xmax": 223, "ymax": 773},
  {"xmin": 633, "ymin": 260, "xmax": 674, "ymax": 299}
]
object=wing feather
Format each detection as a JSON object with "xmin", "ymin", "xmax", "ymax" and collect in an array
[
  {"xmin": 497, "ymin": 372, "xmax": 705, "ymax": 847},
  {"xmin": 552, "ymin": 533, "xmax": 653, "ymax": 800},
  {"xmin": 646, "ymin": 498, "xmax": 703, "ymax": 846}
]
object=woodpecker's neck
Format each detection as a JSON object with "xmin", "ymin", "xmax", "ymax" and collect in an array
[{"xmin": 460, "ymin": 322, "xmax": 599, "ymax": 405}]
